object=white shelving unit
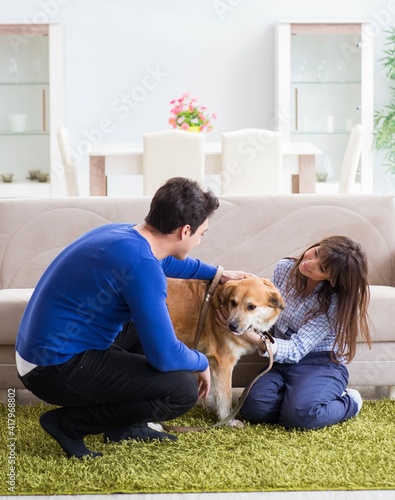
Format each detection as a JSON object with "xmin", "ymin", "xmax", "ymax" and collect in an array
[
  {"xmin": 275, "ymin": 21, "xmax": 374, "ymax": 193},
  {"xmin": 0, "ymin": 23, "xmax": 63, "ymax": 197}
]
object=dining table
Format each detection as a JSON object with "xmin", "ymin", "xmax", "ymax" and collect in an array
[{"xmin": 88, "ymin": 141, "xmax": 322, "ymax": 196}]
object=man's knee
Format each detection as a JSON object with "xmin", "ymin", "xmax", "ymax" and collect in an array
[
  {"xmin": 173, "ymin": 371, "xmax": 199, "ymax": 407},
  {"xmin": 154, "ymin": 371, "xmax": 199, "ymax": 422}
]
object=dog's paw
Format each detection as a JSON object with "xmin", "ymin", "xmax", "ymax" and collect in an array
[{"xmin": 226, "ymin": 418, "xmax": 245, "ymax": 429}]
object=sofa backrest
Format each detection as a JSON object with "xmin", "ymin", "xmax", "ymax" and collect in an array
[
  {"xmin": 0, "ymin": 197, "xmax": 151, "ymax": 289},
  {"xmin": 0, "ymin": 194, "xmax": 394, "ymax": 289},
  {"xmin": 191, "ymin": 194, "xmax": 395, "ymax": 287}
]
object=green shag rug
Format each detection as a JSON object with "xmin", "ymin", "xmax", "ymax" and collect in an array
[{"xmin": 1, "ymin": 400, "xmax": 395, "ymax": 495}]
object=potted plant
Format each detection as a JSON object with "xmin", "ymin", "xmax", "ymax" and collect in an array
[
  {"xmin": 169, "ymin": 93, "xmax": 216, "ymax": 132},
  {"xmin": 374, "ymin": 28, "xmax": 395, "ymax": 184}
]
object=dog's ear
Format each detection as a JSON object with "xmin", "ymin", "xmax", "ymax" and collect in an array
[
  {"xmin": 215, "ymin": 282, "xmax": 234, "ymax": 308},
  {"xmin": 260, "ymin": 278, "xmax": 274, "ymax": 287},
  {"xmin": 259, "ymin": 278, "xmax": 284, "ymax": 309},
  {"xmin": 268, "ymin": 293, "xmax": 285, "ymax": 310}
]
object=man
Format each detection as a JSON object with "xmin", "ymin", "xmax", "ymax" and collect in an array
[{"xmin": 16, "ymin": 177, "xmax": 244, "ymax": 458}]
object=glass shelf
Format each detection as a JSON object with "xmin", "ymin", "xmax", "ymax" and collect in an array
[
  {"xmin": 0, "ymin": 130, "xmax": 49, "ymax": 136},
  {"xmin": 291, "ymin": 80, "xmax": 361, "ymax": 85},
  {"xmin": 0, "ymin": 81, "xmax": 49, "ymax": 86}
]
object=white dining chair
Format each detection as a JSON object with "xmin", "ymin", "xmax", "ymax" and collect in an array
[
  {"xmin": 57, "ymin": 126, "xmax": 80, "ymax": 196},
  {"xmin": 143, "ymin": 129, "xmax": 205, "ymax": 196},
  {"xmin": 220, "ymin": 129, "xmax": 282, "ymax": 195},
  {"xmin": 338, "ymin": 124, "xmax": 364, "ymax": 194}
]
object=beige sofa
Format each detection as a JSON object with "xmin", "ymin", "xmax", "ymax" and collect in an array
[{"xmin": 1, "ymin": 194, "xmax": 395, "ymax": 400}]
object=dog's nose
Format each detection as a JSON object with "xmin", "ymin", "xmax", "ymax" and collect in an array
[{"xmin": 228, "ymin": 322, "xmax": 239, "ymax": 332}]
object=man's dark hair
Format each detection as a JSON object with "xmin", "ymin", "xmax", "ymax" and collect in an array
[{"xmin": 145, "ymin": 177, "xmax": 219, "ymax": 234}]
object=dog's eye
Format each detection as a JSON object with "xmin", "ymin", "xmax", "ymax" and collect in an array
[
  {"xmin": 247, "ymin": 304, "xmax": 256, "ymax": 311},
  {"xmin": 230, "ymin": 299, "xmax": 237, "ymax": 308}
]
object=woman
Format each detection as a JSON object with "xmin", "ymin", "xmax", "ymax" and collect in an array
[{"xmin": 220, "ymin": 236, "xmax": 372, "ymax": 430}]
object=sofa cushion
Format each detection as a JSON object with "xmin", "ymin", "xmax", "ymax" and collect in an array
[
  {"xmin": 367, "ymin": 285, "xmax": 395, "ymax": 342},
  {"xmin": 349, "ymin": 341, "xmax": 395, "ymax": 386},
  {"xmin": 0, "ymin": 288, "xmax": 33, "ymax": 344},
  {"xmin": 1, "ymin": 285, "xmax": 392, "ymax": 345}
]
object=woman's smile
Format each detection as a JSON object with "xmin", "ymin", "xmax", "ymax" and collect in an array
[{"xmin": 299, "ymin": 247, "xmax": 330, "ymax": 282}]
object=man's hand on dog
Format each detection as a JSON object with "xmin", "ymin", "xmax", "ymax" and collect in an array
[{"xmin": 220, "ymin": 270, "xmax": 258, "ymax": 284}]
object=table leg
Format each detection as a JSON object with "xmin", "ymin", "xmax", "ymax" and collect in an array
[
  {"xmin": 291, "ymin": 174, "xmax": 300, "ymax": 193},
  {"xmin": 90, "ymin": 155, "xmax": 107, "ymax": 196},
  {"xmin": 296, "ymin": 154, "xmax": 316, "ymax": 193}
]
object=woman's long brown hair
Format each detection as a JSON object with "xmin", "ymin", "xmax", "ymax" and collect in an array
[{"xmin": 288, "ymin": 236, "xmax": 371, "ymax": 363}]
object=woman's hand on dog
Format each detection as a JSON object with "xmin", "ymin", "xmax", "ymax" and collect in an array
[
  {"xmin": 215, "ymin": 306, "xmax": 266, "ymax": 352},
  {"xmin": 238, "ymin": 330, "xmax": 267, "ymax": 352},
  {"xmin": 215, "ymin": 305, "xmax": 229, "ymax": 329},
  {"xmin": 197, "ymin": 367, "xmax": 211, "ymax": 400}
]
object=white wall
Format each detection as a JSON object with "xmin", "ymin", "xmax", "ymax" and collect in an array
[{"xmin": 0, "ymin": 0, "xmax": 393, "ymax": 194}]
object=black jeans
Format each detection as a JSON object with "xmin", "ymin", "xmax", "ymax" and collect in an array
[{"xmin": 19, "ymin": 323, "xmax": 198, "ymax": 439}]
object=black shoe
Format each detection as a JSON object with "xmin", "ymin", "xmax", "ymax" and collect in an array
[
  {"xmin": 104, "ymin": 423, "xmax": 177, "ymax": 443},
  {"xmin": 40, "ymin": 410, "xmax": 102, "ymax": 459}
]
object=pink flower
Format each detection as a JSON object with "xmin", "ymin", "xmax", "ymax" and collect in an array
[{"xmin": 169, "ymin": 93, "xmax": 216, "ymax": 132}]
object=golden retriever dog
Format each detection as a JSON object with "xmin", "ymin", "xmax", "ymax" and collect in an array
[{"xmin": 166, "ymin": 276, "xmax": 284, "ymax": 427}]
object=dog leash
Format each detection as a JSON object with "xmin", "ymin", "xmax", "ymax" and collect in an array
[
  {"xmin": 162, "ymin": 332, "xmax": 275, "ymax": 433},
  {"xmin": 193, "ymin": 265, "xmax": 224, "ymax": 349}
]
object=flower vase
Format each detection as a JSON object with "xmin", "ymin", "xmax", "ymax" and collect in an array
[{"xmin": 188, "ymin": 126, "xmax": 201, "ymax": 133}]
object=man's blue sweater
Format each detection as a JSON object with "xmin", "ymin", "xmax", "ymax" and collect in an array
[{"xmin": 16, "ymin": 223, "xmax": 216, "ymax": 372}]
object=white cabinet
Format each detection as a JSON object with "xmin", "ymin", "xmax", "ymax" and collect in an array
[
  {"xmin": 0, "ymin": 23, "xmax": 63, "ymax": 197},
  {"xmin": 275, "ymin": 21, "xmax": 374, "ymax": 193}
]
